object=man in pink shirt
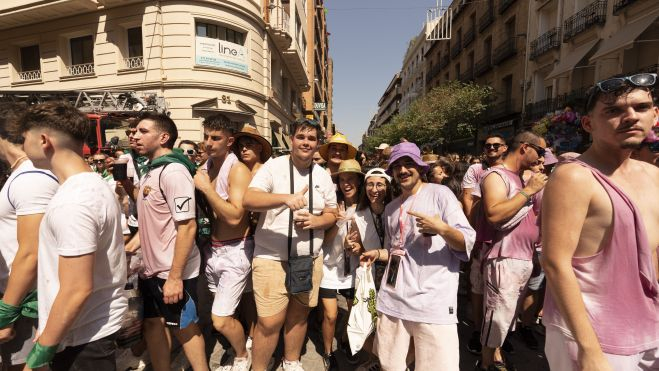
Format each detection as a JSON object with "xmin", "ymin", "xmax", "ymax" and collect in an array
[
  {"xmin": 476, "ymin": 131, "xmax": 548, "ymax": 370},
  {"xmin": 133, "ymin": 113, "xmax": 208, "ymax": 371},
  {"xmin": 543, "ymin": 74, "xmax": 659, "ymax": 370}
]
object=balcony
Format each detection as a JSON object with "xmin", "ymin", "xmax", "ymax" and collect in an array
[
  {"xmin": 426, "ymin": 63, "xmax": 442, "ymax": 84},
  {"xmin": 463, "ymin": 28, "xmax": 475, "ymax": 48},
  {"xmin": 459, "ymin": 68, "xmax": 474, "ymax": 82},
  {"xmin": 440, "ymin": 55, "xmax": 450, "ymax": 69},
  {"xmin": 492, "ymin": 39, "xmax": 517, "ymax": 65},
  {"xmin": 499, "ymin": 0, "xmax": 516, "ymax": 14},
  {"xmin": 451, "ymin": 42, "xmax": 462, "ymax": 58},
  {"xmin": 17, "ymin": 69, "xmax": 41, "ymax": 81},
  {"xmin": 563, "ymin": 0, "xmax": 607, "ymax": 42},
  {"xmin": 488, "ymin": 99, "xmax": 517, "ymax": 119},
  {"xmin": 266, "ymin": 5, "xmax": 293, "ymax": 50},
  {"xmin": 530, "ymin": 28, "xmax": 561, "ymax": 60},
  {"xmin": 479, "ymin": 9, "xmax": 495, "ymax": 33},
  {"xmin": 65, "ymin": 63, "xmax": 94, "ymax": 77},
  {"xmin": 0, "ymin": 0, "xmax": 100, "ymax": 31},
  {"xmin": 122, "ymin": 56, "xmax": 143, "ymax": 70},
  {"xmin": 475, "ymin": 55, "xmax": 492, "ymax": 76},
  {"xmin": 613, "ymin": 0, "xmax": 638, "ymax": 14},
  {"xmin": 282, "ymin": 41, "xmax": 309, "ymax": 88}
]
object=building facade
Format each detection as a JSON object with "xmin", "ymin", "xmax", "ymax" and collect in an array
[
  {"xmin": 0, "ymin": 0, "xmax": 333, "ymax": 150},
  {"xmin": 399, "ymin": 29, "xmax": 427, "ymax": 114},
  {"xmin": 375, "ymin": 72, "xmax": 402, "ymax": 129},
  {"xmin": 524, "ymin": 0, "xmax": 658, "ymax": 121}
]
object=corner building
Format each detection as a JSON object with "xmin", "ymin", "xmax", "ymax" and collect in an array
[{"xmin": 0, "ymin": 0, "xmax": 333, "ymax": 148}]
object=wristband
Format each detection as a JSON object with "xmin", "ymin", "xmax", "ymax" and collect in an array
[
  {"xmin": 376, "ymin": 249, "xmax": 381, "ymax": 261},
  {"xmin": 0, "ymin": 300, "xmax": 21, "ymax": 328},
  {"xmin": 26, "ymin": 342, "xmax": 58, "ymax": 369},
  {"xmin": 519, "ymin": 190, "xmax": 531, "ymax": 201}
]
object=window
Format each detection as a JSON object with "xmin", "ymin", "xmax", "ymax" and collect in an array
[
  {"xmin": 20, "ymin": 45, "xmax": 40, "ymax": 72},
  {"xmin": 127, "ymin": 27, "xmax": 143, "ymax": 57},
  {"xmin": 196, "ymin": 22, "xmax": 245, "ymax": 45},
  {"xmin": 70, "ymin": 35, "xmax": 94, "ymax": 65},
  {"xmin": 484, "ymin": 36, "xmax": 492, "ymax": 57}
]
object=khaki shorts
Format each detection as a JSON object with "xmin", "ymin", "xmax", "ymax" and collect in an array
[{"xmin": 252, "ymin": 256, "xmax": 323, "ymax": 318}]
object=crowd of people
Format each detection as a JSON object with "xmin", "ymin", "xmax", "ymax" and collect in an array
[{"xmin": 0, "ymin": 73, "xmax": 657, "ymax": 371}]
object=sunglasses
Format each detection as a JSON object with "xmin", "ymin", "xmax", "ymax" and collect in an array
[
  {"xmin": 586, "ymin": 73, "xmax": 657, "ymax": 109},
  {"xmin": 93, "ymin": 159, "xmax": 105, "ymax": 164},
  {"xmin": 183, "ymin": 149, "xmax": 197, "ymax": 156},
  {"xmin": 523, "ymin": 142, "xmax": 546, "ymax": 157},
  {"xmin": 642, "ymin": 141, "xmax": 659, "ymax": 153},
  {"xmin": 295, "ymin": 118, "xmax": 321, "ymax": 128},
  {"xmin": 484, "ymin": 143, "xmax": 504, "ymax": 150},
  {"xmin": 125, "ymin": 129, "xmax": 137, "ymax": 136}
]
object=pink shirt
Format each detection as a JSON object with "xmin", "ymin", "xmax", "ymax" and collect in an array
[
  {"xmin": 543, "ymin": 160, "xmax": 659, "ymax": 355},
  {"xmin": 477, "ymin": 167, "xmax": 538, "ymax": 261},
  {"xmin": 137, "ymin": 163, "xmax": 200, "ymax": 279},
  {"xmin": 462, "ymin": 163, "xmax": 488, "ymax": 198}
]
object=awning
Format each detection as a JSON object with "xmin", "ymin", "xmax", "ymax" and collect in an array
[
  {"xmin": 546, "ymin": 39, "xmax": 599, "ymax": 80},
  {"xmin": 282, "ymin": 133, "xmax": 292, "ymax": 149},
  {"xmin": 191, "ymin": 98, "xmax": 256, "ymax": 116},
  {"xmin": 589, "ymin": 12, "xmax": 659, "ymax": 62}
]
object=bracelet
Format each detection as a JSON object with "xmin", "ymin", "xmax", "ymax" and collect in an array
[
  {"xmin": 519, "ymin": 190, "xmax": 531, "ymax": 201},
  {"xmin": 376, "ymin": 249, "xmax": 381, "ymax": 261}
]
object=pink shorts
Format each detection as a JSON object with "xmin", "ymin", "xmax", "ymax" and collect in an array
[
  {"xmin": 374, "ymin": 313, "xmax": 459, "ymax": 371},
  {"xmin": 205, "ymin": 237, "xmax": 254, "ymax": 317},
  {"xmin": 545, "ymin": 327, "xmax": 659, "ymax": 370},
  {"xmin": 480, "ymin": 257, "xmax": 532, "ymax": 348}
]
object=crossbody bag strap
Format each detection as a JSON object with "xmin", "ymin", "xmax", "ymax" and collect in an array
[
  {"xmin": 308, "ymin": 162, "xmax": 314, "ymax": 256},
  {"xmin": 288, "ymin": 157, "xmax": 295, "ymax": 258}
]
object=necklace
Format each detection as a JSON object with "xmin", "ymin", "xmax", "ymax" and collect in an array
[{"xmin": 10, "ymin": 155, "xmax": 28, "ymax": 171}]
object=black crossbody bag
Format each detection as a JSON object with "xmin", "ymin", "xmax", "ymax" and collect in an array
[{"xmin": 286, "ymin": 157, "xmax": 315, "ymax": 294}]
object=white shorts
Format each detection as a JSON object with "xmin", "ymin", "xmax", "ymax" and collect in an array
[
  {"xmin": 480, "ymin": 258, "xmax": 533, "ymax": 349},
  {"xmin": 545, "ymin": 327, "xmax": 659, "ymax": 370},
  {"xmin": 0, "ymin": 316, "xmax": 37, "ymax": 366},
  {"xmin": 205, "ymin": 237, "xmax": 254, "ymax": 317},
  {"xmin": 374, "ymin": 313, "xmax": 459, "ymax": 371},
  {"xmin": 469, "ymin": 244, "xmax": 483, "ymax": 295}
]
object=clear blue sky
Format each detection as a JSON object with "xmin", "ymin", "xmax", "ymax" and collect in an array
[{"xmin": 326, "ymin": 1, "xmax": 434, "ymax": 147}]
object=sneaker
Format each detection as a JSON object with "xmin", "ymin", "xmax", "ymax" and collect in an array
[
  {"xmin": 115, "ymin": 347, "xmax": 147, "ymax": 371},
  {"xmin": 518, "ymin": 326, "xmax": 539, "ymax": 350},
  {"xmin": 467, "ymin": 331, "xmax": 482, "ymax": 355},
  {"xmin": 501, "ymin": 337, "xmax": 515, "ymax": 354},
  {"xmin": 487, "ymin": 361, "xmax": 508, "ymax": 371},
  {"xmin": 231, "ymin": 355, "xmax": 251, "ymax": 371},
  {"xmin": 281, "ymin": 359, "xmax": 305, "ymax": 371},
  {"xmin": 245, "ymin": 336, "xmax": 253, "ymax": 351}
]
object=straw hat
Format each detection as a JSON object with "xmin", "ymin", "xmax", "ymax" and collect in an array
[
  {"xmin": 319, "ymin": 133, "xmax": 357, "ymax": 161},
  {"xmin": 421, "ymin": 153, "xmax": 439, "ymax": 164},
  {"xmin": 331, "ymin": 159, "xmax": 364, "ymax": 178},
  {"xmin": 234, "ymin": 124, "xmax": 273, "ymax": 163}
]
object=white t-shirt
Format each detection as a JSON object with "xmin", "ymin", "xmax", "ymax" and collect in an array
[
  {"xmin": 249, "ymin": 156, "xmax": 337, "ymax": 260},
  {"xmin": 0, "ymin": 160, "xmax": 58, "ymax": 293},
  {"xmin": 38, "ymin": 172, "xmax": 128, "ymax": 347},
  {"xmin": 321, "ymin": 206, "xmax": 360, "ymax": 290},
  {"xmin": 354, "ymin": 207, "xmax": 385, "ymax": 252}
]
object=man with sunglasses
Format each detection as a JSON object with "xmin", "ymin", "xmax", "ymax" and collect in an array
[
  {"xmin": 460, "ymin": 134, "xmax": 508, "ymax": 355},
  {"xmin": 475, "ymin": 131, "xmax": 547, "ymax": 371},
  {"xmin": 542, "ymin": 74, "xmax": 659, "ymax": 371}
]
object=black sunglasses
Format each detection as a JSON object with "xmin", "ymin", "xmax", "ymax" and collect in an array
[
  {"xmin": 484, "ymin": 143, "xmax": 504, "ymax": 150},
  {"xmin": 183, "ymin": 149, "xmax": 197, "ymax": 156},
  {"xmin": 93, "ymin": 159, "xmax": 105, "ymax": 164},
  {"xmin": 642, "ymin": 140, "xmax": 659, "ymax": 153},
  {"xmin": 586, "ymin": 73, "xmax": 657, "ymax": 109},
  {"xmin": 125, "ymin": 129, "xmax": 137, "ymax": 136},
  {"xmin": 295, "ymin": 118, "xmax": 321, "ymax": 128},
  {"xmin": 523, "ymin": 142, "xmax": 546, "ymax": 157}
]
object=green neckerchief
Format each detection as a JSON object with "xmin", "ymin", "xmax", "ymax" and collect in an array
[
  {"xmin": 144, "ymin": 149, "xmax": 197, "ymax": 176},
  {"xmin": 0, "ymin": 290, "xmax": 38, "ymax": 328}
]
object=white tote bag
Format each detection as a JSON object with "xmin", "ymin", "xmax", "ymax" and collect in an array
[{"xmin": 347, "ymin": 265, "xmax": 378, "ymax": 355}]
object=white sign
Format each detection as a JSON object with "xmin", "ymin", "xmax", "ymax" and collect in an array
[
  {"xmin": 195, "ymin": 36, "xmax": 249, "ymax": 74},
  {"xmin": 313, "ymin": 102, "xmax": 326, "ymax": 111}
]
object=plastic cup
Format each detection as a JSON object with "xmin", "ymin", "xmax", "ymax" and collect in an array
[{"xmin": 113, "ymin": 158, "xmax": 129, "ymax": 180}]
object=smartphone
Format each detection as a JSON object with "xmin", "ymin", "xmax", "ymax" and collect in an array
[{"xmin": 386, "ymin": 254, "xmax": 401, "ymax": 287}]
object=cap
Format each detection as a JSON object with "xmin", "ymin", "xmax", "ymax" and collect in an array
[
  {"xmin": 365, "ymin": 167, "xmax": 392, "ymax": 183},
  {"xmin": 543, "ymin": 148, "xmax": 558, "ymax": 166}
]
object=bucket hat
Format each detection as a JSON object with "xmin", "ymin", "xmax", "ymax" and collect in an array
[
  {"xmin": 319, "ymin": 133, "xmax": 357, "ymax": 161},
  {"xmin": 233, "ymin": 124, "xmax": 273, "ymax": 163},
  {"xmin": 386, "ymin": 142, "xmax": 430, "ymax": 175}
]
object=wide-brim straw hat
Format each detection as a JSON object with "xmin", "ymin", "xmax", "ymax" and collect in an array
[
  {"xmin": 421, "ymin": 153, "xmax": 439, "ymax": 164},
  {"xmin": 319, "ymin": 133, "xmax": 357, "ymax": 161},
  {"xmin": 234, "ymin": 124, "xmax": 273, "ymax": 163},
  {"xmin": 331, "ymin": 159, "xmax": 364, "ymax": 178}
]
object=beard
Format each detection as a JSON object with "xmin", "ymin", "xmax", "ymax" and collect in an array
[{"xmin": 620, "ymin": 141, "xmax": 642, "ymax": 150}]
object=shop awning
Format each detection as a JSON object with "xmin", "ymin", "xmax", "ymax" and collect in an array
[
  {"xmin": 191, "ymin": 98, "xmax": 256, "ymax": 116},
  {"xmin": 589, "ymin": 12, "xmax": 659, "ymax": 62},
  {"xmin": 546, "ymin": 39, "xmax": 599, "ymax": 80}
]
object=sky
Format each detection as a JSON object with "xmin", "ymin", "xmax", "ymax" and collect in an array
[{"xmin": 326, "ymin": 1, "xmax": 437, "ymax": 147}]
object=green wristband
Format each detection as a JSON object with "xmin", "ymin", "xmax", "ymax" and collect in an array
[
  {"xmin": 26, "ymin": 342, "xmax": 58, "ymax": 369},
  {"xmin": 0, "ymin": 300, "xmax": 21, "ymax": 328},
  {"xmin": 519, "ymin": 190, "xmax": 531, "ymax": 201}
]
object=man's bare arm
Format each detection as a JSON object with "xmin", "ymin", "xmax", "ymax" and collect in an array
[
  {"xmin": 163, "ymin": 218, "xmax": 196, "ymax": 304},
  {"xmin": 482, "ymin": 172, "xmax": 545, "ymax": 225},
  {"xmin": 243, "ymin": 187, "xmax": 308, "ymax": 212},
  {"xmin": 36, "ymin": 253, "xmax": 95, "ymax": 346},
  {"xmin": 2, "ymin": 214, "xmax": 43, "ymax": 306},
  {"xmin": 542, "ymin": 164, "xmax": 609, "ymax": 369},
  {"xmin": 461, "ymin": 188, "xmax": 476, "ymax": 220},
  {"xmin": 197, "ymin": 163, "xmax": 252, "ymax": 226}
]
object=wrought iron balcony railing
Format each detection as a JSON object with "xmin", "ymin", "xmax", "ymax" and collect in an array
[
  {"xmin": 478, "ymin": 9, "xmax": 494, "ymax": 33},
  {"xmin": 499, "ymin": 0, "xmax": 516, "ymax": 14},
  {"xmin": 613, "ymin": 0, "xmax": 638, "ymax": 14},
  {"xmin": 123, "ymin": 56, "xmax": 143, "ymax": 69},
  {"xmin": 530, "ymin": 27, "xmax": 561, "ymax": 60},
  {"xmin": 463, "ymin": 28, "xmax": 475, "ymax": 48},
  {"xmin": 475, "ymin": 54, "xmax": 492, "ymax": 76},
  {"xmin": 493, "ymin": 38, "xmax": 516, "ymax": 65},
  {"xmin": 65, "ymin": 63, "xmax": 94, "ymax": 76},
  {"xmin": 563, "ymin": 0, "xmax": 607, "ymax": 42},
  {"xmin": 18, "ymin": 69, "xmax": 41, "ymax": 81}
]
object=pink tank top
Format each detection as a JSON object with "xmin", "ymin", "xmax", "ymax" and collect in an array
[
  {"xmin": 544, "ymin": 160, "xmax": 659, "ymax": 355},
  {"xmin": 206, "ymin": 152, "xmax": 239, "ymax": 201}
]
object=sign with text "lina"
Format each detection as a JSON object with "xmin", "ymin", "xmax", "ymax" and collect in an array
[{"xmin": 195, "ymin": 36, "xmax": 249, "ymax": 74}]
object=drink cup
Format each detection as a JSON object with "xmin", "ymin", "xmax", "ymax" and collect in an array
[{"xmin": 113, "ymin": 158, "xmax": 129, "ymax": 180}]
